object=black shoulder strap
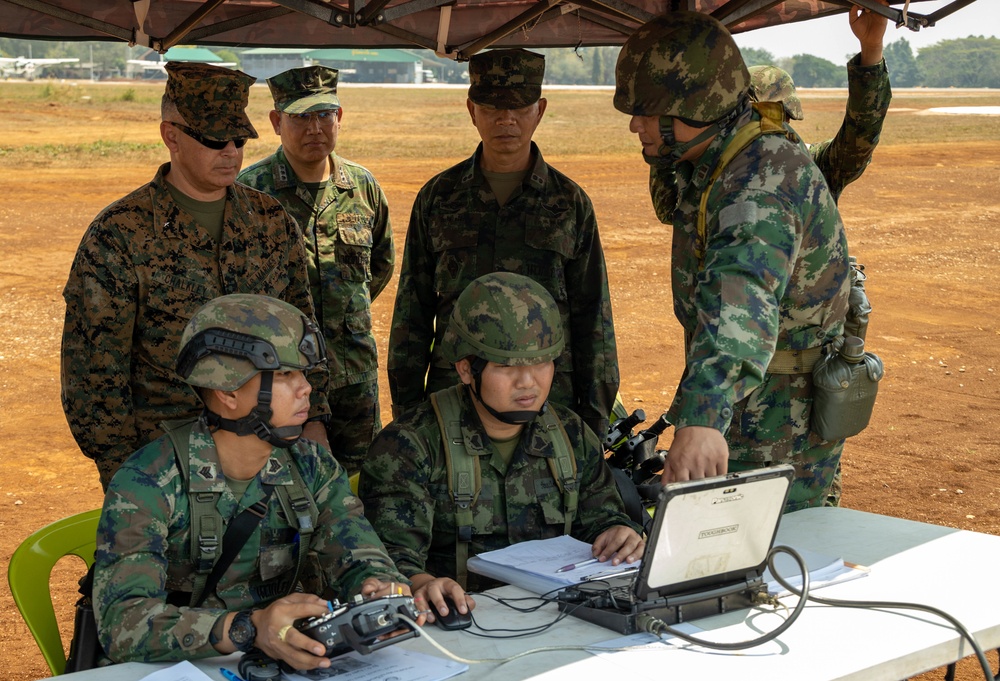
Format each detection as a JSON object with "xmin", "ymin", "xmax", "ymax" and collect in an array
[{"xmin": 191, "ymin": 484, "xmax": 275, "ymax": 608}]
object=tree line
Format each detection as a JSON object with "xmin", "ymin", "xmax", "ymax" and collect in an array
[{"xmin": 3, "ymin": 36, "xmax": 999, "ymax": 88}]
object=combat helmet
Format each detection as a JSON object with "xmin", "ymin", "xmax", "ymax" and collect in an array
[
  {"xmin": 615, "ymin": 11, "xmax": 749, "ymax": 121},
  {"xmin": 615, "ymin": 11, "xmax": 750, "ymax": 164},
  {"xmin": 749, "ymin": 65, "xmax": 804, "ymax": 121},
  {"xmin": 176, "ymin": 294, "xmax": 326, "ymax": 447},
  {"xmin": 441, "ymin": 272, "xmax": 564, "ymax": 423}
]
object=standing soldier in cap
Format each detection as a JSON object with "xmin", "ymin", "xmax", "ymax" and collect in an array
[
  {"xmin": 240, "ymin": 66, "xmax": 393, "ymax": 475},
  {"xmin": 647, "ymin": 1, "xmax": 892, "ymax": 222},
  {"xmin": 388, "ymin": 48, "xmax": 619, "ymax": 439},
  {"xmin": 363, "ymin": 273, "xmax": 642, "ymax": 624},
  {"xmin": 615, "ymin": 12, "xmax": 851, "ymax": 512},
  {"xmin": 62, "ymin": 62, "xmax": 331, "ymax": 491}
]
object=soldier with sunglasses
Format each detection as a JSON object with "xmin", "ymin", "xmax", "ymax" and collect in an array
[{"xmin": 62, "ymin": 62, "xmax": 332, "ymax": 491}]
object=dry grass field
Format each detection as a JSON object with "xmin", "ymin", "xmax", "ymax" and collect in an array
[{"xmin": 1, "ymin": 79, "xmax": 999, "ymax": 680}]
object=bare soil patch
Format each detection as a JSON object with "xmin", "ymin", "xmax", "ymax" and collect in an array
[{"xmin": 1, "ymin": 82, "xmax": 998, "ymax": 680}]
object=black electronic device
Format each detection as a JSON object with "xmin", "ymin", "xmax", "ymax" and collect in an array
[
  {"xmin": 238, "ymin": 651, "xmax": 281, "ymax": 681},
  {"xmin": 436, "ymin": 596, "xmax": 472, "ymax": 631},
  {"xmin": 293, "ymin": 593, "xmax": 420, "ymax": 659},
  {"xmin": 556, "ymin": 466, "xmax": 794, "ymax": 634}
]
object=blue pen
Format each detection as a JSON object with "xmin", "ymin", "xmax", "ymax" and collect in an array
[{"xmin": 220, "ymin": 668, "xmax": 244, "ymax": 681}]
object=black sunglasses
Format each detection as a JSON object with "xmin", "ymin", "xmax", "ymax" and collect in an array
[{"xmin": 170, "ymin": 122, "xmax": 247, "ymax": 150}]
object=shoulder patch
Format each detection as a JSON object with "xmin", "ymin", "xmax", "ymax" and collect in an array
[{"xmin": 719, "ymin": 201, "xmax": 759, "ymax": 230}]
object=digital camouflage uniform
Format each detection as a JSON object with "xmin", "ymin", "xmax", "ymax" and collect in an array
[
  {"xmin": 616, "ymin": 13, "xmax": 850, "ymax": 512},
  {"xmin": 367, "ymin": 271, "xmax": 637, "ymax": 592},
  {"xmin": 61, "ymin": 63, "xmax": 330, "ymax": 491},
  {"xmin": 388, "ymin": 51, "xmax": 618, "ymax": 437},
  {"xmin": 648, "ymin": 54, "xmax": 891, "ymax": 223},
  {"xmin": 94, "ymin": 418, "xmax": 403, "ymax": 663},
  {"xmin": 241, "ymin": 142, "xmax": 393, "ymax": 474},
  {"xmin": 359, "ymin": 387, "xmax": 639, "ymax": 593}
]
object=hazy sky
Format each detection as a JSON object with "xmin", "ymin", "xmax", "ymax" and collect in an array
[{"xmin": 732, "ymin": 0, "xmax": 999, "ymax": 64}]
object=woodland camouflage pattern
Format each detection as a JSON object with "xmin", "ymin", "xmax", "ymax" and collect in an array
[
  {"xmin": 164, "ymin": 62, "xmax": 258, "ymax": 142},
  {"xmin": 267, "ymin": 65, "xmax": 341, "ymax": 113},
  {"xmin": 467, "ymin": 48, "xmax": 544, "ymax": 109},
  {"xmin": 750, "ymin": 65, "xmax": 804, "ymax": 120},
  {"xmin": 387, "ymin": 143, "xmax": 619, "ymax": 436},
  {"xmin": 61, "ymin": 165, "xmax": 330, "ymax": 490},
  {"xmin": 240, "ymin": 145, "xmax": 393, "ymax": 473},
  {"xmin": 667, "ymin": 105, "xmax": 850, "ymax": 512},
  {"xmin": 358, "ymin": 385, "xmax": 640, "ymax": 593},
  {"xmin": 648, "ymin": 53, "xmax": 891, "ymax": 219},
  {"xmin": 179, "ymin": 294, "xmax": 325, "ymax": 391},
  {"xmin": 439, "ymin": 272, "xmax": 565, "ymax": 366},
  {"xmin": 94, "ymin": 418, "xmax": 403, "ymax": 663},
  {"xmin": 614, "ymin": 11, "xmax": 750, "ymax": 122}
]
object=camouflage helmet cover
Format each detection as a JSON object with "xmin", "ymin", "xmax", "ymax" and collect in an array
[
  {"xmin": 749, "ymin": 65, "xmax": 804, "ymax": 121},
  {"xmin": 177, "ymin": 294, "xmax": 325, "ymax": 391},
  {"xmin": 614, "ymin": 11, "xmax": 750, "ymax": 123},
  {"xmin": 441, "ymin": 272, "xmax": 565, "ymax": 366}
]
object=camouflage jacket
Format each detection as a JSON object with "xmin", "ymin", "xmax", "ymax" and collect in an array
[
  {"xmin": 94, "ymin": 418, "xmax": 403, "ymax": 663},
  {"xmin": 387, "ymin": 142, "xmax": 619, "ymax": 436},
  {"xmin": 359, "ymin": 385, "xmax": 640, "ymax": 593},
  {"xmin": 62, "ymin": 164, "xmax": 330, "ymax": 490},
  {"xmin": 239, "ymin": 148, "xmax": 394, "ymax": 389},
  {"xmin": 648, "ymin": 55, "xmax": 891, "ymax": 222},
  {"xmin": 665, "ymin": 106, "xmax": 850, "ymax": 434}
]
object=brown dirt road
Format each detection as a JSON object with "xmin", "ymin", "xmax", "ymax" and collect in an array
[{"xmin": 1, "ymin": 82, "xmax": 998, "ymax": 680}]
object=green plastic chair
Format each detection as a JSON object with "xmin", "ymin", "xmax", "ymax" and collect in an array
[{"xmin": 8, "ymin": 509, "xmax": 101, "ymax": 676}]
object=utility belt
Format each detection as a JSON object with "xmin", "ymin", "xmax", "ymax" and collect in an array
[{"xmin": 766, "ymin": 337, "xmax": 883, "ymax": 442}]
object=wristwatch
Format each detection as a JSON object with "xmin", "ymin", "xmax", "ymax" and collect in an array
[{"xmin": 229, "ymin": 610, "xmax": 257, "ymax": 653}]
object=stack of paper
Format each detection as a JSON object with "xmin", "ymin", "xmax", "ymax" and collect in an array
[
  {"xmin": 764, "ymin": 546, "xmax": 869, "ymax": 597},
  {"xmin": 467, "ymin": 535, "xmax": 641, "ymax": 595}
]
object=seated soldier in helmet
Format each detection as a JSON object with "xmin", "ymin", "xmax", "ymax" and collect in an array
[
  {"xmin": 359, "ymin": 272, "xmax": 644, "ymax": 624},
  {"xmin": 93, "ymin": 294, "xmax": 424, "ymax": 669}
]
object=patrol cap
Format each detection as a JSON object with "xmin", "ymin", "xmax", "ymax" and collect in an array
[
  {"xmin": 468, "ymin": 48, "xmax": 545, "ymax": 109},
  {"xmin": 268, "ymin": 65, "xmax": 341, "ymax": 114},
  {"xmin": 164, "ymin": 62, "xmax": 258, "ymax": 142},
  {"xmin": 749, "ymin": 65, "xmax": 804, "ymax": 121}
]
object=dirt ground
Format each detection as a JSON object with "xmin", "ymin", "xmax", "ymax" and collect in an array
[{"xmin": 1, "ymin": 82, "xmax": 998, "ymax": 680}]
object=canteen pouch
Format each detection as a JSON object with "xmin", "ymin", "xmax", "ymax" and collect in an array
[{"xmin": 811, "ymin": 336, "xmax": 884, "ymax": 442}]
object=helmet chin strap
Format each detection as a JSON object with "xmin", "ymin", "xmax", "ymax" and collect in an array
[
  {"xmin": 205, "ymin": 371, "xmax": 303, "ymax": 448},
  {"xmin": 468, "ymin": 358, "xmax": 546, "ymax": 426},
  {"xmin": 648, "ymin": 98, "xmax": 750, "ymax": 167}
]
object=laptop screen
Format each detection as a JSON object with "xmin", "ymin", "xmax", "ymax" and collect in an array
[{"xmin": 634, "ymin": 465, "xmax": 794, "ymax": 602}]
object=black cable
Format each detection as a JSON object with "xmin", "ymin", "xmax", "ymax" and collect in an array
[
  {"xmin": 768, "ymin": 559, "xmax": 996, "ymax": 681},
  {"xmin": 638, "ymin": 545, "xmax": 811, "ymax": 650},
  {"xmin": 466, "ymin": 590, "xmax": 581, "ymax": 638}
]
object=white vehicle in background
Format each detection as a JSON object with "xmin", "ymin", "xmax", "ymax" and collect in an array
[{"xmin": 0, "ymin": 57, "xmax": 79, "ymax": 80}]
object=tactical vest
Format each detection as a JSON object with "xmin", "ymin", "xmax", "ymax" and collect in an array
[
  {"xmin": 429, "ymin": 385, "xmax": 579, "ymax": 588},
  {"xmin": 696, "ymin": 102, "xmax": 829, "ymax": 376},
  {"xmin": 161, "ymin": 418, "xmax": 319, "ymax": 606}
]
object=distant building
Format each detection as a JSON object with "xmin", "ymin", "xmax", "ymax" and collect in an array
[
  {"xmin": 127, "ymin": 46, "xmax": 231, "ymax": 79},
  {"xmin": 240, "ymin": 47, "xmax": 426, "ymax": 83}
]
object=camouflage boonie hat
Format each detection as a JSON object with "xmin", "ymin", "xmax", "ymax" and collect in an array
[
  {"xmin": 164, "ymin": 62, "xmax": 258, "ymax": 142},
  {"xmin": 749, "ymin": 65, "xmax": 804, "ymax": 121},
  {"xmin": 614, "ymin": 11, "xmax": 750, "ymax": 123},
  {"xmin": 441, "ymin": 272, "xmax": 564, "ymax": 366},
  {"xmin": 268, "ymin": 65, "xmax": 341, "ymax": 114},
  {"xmin": 177, "ymin": 294, "xmax": 326, "ymax": 391},
  {"xmin": 468, "ymin": 48, "xmax": 544, "ymax": 109}
]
